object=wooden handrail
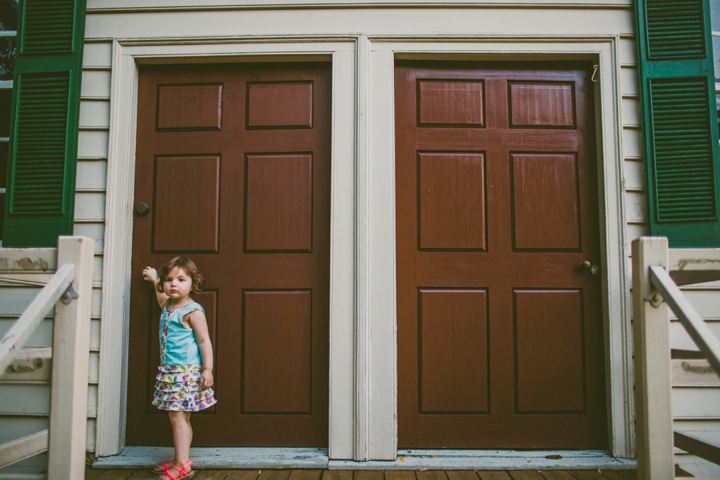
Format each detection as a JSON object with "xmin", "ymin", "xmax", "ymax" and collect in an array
[
  {"xmin": 0, "ymin": 236, "xmax": 94, "ymax": 479},
  {"xmin": 633, "ymin": 238, "xmax": 720, "ymax": 480},
  {"xmin": 0, "ymin": 263, "xmax": 75, "ymax": 375},
  {"xmin": 0, "ymin": 431, "xmax": 49, "ymax": 470},
  {"xmin": 649, "ymin": 265, "xmax": 720, "ymax": 375},
  {"xmin": 674, "ymin": 431, "xmax": 720, "ymax": 467}
]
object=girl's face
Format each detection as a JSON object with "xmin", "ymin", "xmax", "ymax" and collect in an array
[{"xmin": 163, "ymin": 267, "xmax": 193, "ymax": 301}]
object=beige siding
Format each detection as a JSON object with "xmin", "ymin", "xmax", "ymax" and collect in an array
[
  {"xmin": 6, "ymin": 0, "xmax": 720, "ymax": 473},
  {"xmin": 0, "ymin": 42, "xmax": 112, "ymax": 478},
  {"xmin": 74, "ymin": 40, "xmax": 112, "ymax": 473},
  {"xmin": 619, "ymin": 35, "xmax": 720, "ymax": 477}
]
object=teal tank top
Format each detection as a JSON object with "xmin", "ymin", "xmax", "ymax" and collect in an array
[{"xmin": 159, "ymin": 300, "xmax": 204, "ymax": 366}]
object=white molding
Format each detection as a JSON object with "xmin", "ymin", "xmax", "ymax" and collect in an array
[
  {"xmin": 95, "ymin": 38, "xmax": 358, "ymax": 459},
  {"xmin": 365, "ymin": 36, "xmax": 632, "ymax": 459},
  {"xmin": 605, "ymin": 35, "xmax": 635, "ymax": 458},
  {"xmin": 328, "ymin": 44, "xmax": 359, "ymax": 461},
  {"xmin": 95, "ymin": 33, "xmax": 632, "ymax": 461},
  {"xmin": 354, "ymin": 34, "xmax": 372, "ymax": 462},
  {"xmin": 366, "ymin": 41, "xmax": 398, "ymax": 461},
  {"xmin": 96, "ymin": 39, "xmax": 139, "ymax": 457},
  {"xmin": 87, "ymin": 0, "xmax": 633, "ymax": 12}
]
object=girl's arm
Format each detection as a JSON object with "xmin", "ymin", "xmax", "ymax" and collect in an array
[
  {"xmin": 188, "ymin": 310, "xmax": 214, "ymax": 389},
  {"xmin": 142, "ymin": 266, "xmax": 168, "ymax": 308}
]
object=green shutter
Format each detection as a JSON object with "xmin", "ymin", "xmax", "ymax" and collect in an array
[
  {"xmin": 2, "ymin": 0, "xmax": 86, "ymax": 247},
  {"xmin": 635, "ymin": 0, "xmax": 720, "ymax": 247}
]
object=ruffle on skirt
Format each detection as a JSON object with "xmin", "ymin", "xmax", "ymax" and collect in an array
[{"xmin": 152, "ymin": 364, "xmax": 217, "ymax": 412}]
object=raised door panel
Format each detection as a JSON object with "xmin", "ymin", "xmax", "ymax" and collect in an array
[
  {"xmin": 514, "ymin": 289, "xmax": 586, "ymax": 413},
  {"xmin": 509, "ymin": 82, "xmax": 575, "ymax": 128},
  {"xmin": 242, "ymin": 290, "xmax": 312, "ymax": 414},
  {"xmin": 419, "ymin": 289, "xmax": 489, "ymax": 413},
  {"xmin": 245, "ymin": 154, "xmax": 313, "ymax": 252},
  {"xmin": 153, "ymin": 156, "xmax": 220, "ymax": 253},
  {"xmin": 418, "ymin": 152, "xmax": 486, "ymax": 251},
  {"xmin": 156, "ymin": 83, "xmax": 223, "ymax": 131},
  {"xmin": 511, "ymin": 153, "xmax": 581, "ymax": 251},
  {"xmin": 246, "ymin": 82, "xmax": 313, "ymax": 128},
  {"xmin": 418, "ymin": 80, "xmax": 485, "ymax": 127}
]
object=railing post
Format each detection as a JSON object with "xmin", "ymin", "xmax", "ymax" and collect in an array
[
  {"xmin": 47, "ymin": 236, "xmax": 94, "ymax": 480},
  {"xmin": 632, "ymin": 237, "xmax": 673, "ymax": 480}
]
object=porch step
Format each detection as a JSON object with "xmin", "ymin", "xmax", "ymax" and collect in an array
[
  {"xmin": 85, "ymin": 468, "xmax": 639, "ymax": 480},
  {"xmin": 0, "ymin": 348, "xmax": 52, "ymax": 383},
  {"xmin": 94, "ymin": 448, "xmax": 636, "ymax": 471}
]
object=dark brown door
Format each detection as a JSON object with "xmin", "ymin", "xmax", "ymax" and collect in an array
[
  {"xmin": 396, "ymin": 62, "xmax": 607, "ymax": 449},
  {"xmin": 126, "ymin": 63, "xmax": 331, "ymax": 446}
]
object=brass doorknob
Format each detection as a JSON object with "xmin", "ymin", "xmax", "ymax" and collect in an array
[{"xmin": 581, "ymin": 260, "xmax": 599, "ymax": 276}]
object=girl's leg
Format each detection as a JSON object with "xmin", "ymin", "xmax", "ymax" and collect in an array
[{"xmin": 168, "ymin": 411, "xmax": 193, "ymax": 470}]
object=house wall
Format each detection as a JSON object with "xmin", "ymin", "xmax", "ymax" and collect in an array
[{"xmin": 3, "ymin": 0, "xmax": 720, "ymax": 476}]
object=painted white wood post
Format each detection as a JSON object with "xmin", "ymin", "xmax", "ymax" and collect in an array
[
  {"xmin": 632, "ymin": 237, "xmax": 673, "ymax": 480},
  {"xmin": 47, "ymin": 236, "xmax": 94, "ymax": 480}
]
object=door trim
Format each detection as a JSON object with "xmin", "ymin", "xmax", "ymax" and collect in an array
[
  {"xmin": 97, "ymin": 39, "xmax": 358, "ymax": 458},
  {"xmin": 362, "ymin": 37, "xmax": 630, "ymax": 459},
  {"xmin": 97, "ymin": 35, "xmax": 631, "ymax": 461}
]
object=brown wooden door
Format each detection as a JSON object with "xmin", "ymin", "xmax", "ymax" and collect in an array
[
  {"xmin": 396, "ymin": 62, "xmax": 607, "ymax": 449},
  {"xmin": 126, "ymin": 63, "xmax": 331, "ymax": 446}
]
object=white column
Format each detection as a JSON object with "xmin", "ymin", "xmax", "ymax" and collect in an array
[
  {"xmin": 631, "ymin": 236, "xmax": 673, "ymax": 480},
  {"xmin": 47, "ymin": 236, "xmax": 95, "ymax": 480}
]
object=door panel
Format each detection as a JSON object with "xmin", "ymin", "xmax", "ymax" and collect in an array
[
  {"xmin": 396, "ymin": 62, "xmax": 606, "ymax": 448},
  {"xmin": 419, "ymin": 288, "xmax": 489, "ymax": 414},
  {"xmin": 127, "ymin": 63, "xmax": 331, "ymax": 446}
]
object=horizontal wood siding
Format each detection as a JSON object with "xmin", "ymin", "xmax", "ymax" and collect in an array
[
  {"xmin": 7, "ymin": 1, "xmax": 720, "ymax": 475},
  {"xmin": 0, "ymin": 42, "xmax": 110, "ymax": 478},
  {"xmin": 620, "ymin": 31, "xmax": 720, "ymax": 476}
]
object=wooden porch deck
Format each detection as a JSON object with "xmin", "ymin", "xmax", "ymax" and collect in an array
[{"xmin": 85, "ymin": 469, "xmax": 638, "ymax": 480}]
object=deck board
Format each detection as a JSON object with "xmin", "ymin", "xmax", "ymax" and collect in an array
[
  {"xmin": 508, "ymin": 471, "xmax": 544, "ymax": 480},
  {"xmin": 538, "ymin": 472, "xmax": 575, "ymax": 480},
  {"xmin": 446, "ymin": 471, "xmax": 478, "ymax": 480},
  {"xmin": 290, "ymin": 469, "xmax": 323, "ymax": 480},
  {"xmin": 226, "ymin": 471, "xmax": 263, "ymax": 480},
  {"xmin": 322, "ymin": 471, "xmax": 354, "ymax": 480},
  {"xmin": 86, "ymin": 469, "xmax": 639, "ymax": 480},
  {"xmin": 355, "ymin": 470, "xmax": 385, "ymax": 480},
  {"xmin": 477, "ymin": 472, "xmax": 512, "ymax": 480},
  {"xmin": 417, "ymin": 470, "xmax": 448, "ymax": 480},
  {"xmin": 567, "ymin": 471, "xmax": 607, "ymax": 480},
  {"xmin": 598, "ymin": 471, "xmax": 636, "ymax": 480}
]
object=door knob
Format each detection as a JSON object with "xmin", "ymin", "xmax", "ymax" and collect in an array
[
  {"xmin": 136, "ymin": 202, "xmax": 150, "ymax": 216},
  {"xmin": 581, "ymin": 260, "xmax": 599, "ymax": 276}
]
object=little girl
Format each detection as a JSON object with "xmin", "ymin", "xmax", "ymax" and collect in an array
[{"xmin": 142, "ymin": 257, "xmax": 217, "ymax": 480}]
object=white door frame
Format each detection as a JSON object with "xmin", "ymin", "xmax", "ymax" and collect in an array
[
  {"xmin": 96, "ymin": 34, "xmax": 632, "ymax": 461},
  {"xmin": 96, "ymin": 38, "xmax": 359, "ymax": 459},
  {"xmin": 360, "ymin": 36, "xmax": 632, "ymax": 459}
]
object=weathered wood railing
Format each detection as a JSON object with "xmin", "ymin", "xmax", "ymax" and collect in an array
[
  {"xmin": 0, "ymin": 237, "xmax": 94, "ymax": 480},
  {"xmin": 632, "ymin": 237, "xmax": 720, "ymax": 480}
]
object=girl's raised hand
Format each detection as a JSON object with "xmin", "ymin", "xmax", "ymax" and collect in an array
[
  {"xmin": 143, "ymin": 266, "xmax": 159, "ymax": 284},
  {"xmin": 200, "ymin": 369, "xmax": 214, "ymax": 390}
]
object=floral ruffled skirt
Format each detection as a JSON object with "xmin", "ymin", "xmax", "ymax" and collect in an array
[{"xmin": 152, "ymin": 364, "xmax": 217, "ymax": 412}]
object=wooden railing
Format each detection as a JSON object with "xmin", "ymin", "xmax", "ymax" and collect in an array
[
  {"xmin": 632, "ymin": 237, "xmax": 720, "ymax": 480},
  {"xmin": 0, "ymin": 237, "xmax": 94, "ymax": 480}
]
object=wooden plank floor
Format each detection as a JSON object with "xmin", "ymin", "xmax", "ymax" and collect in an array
[{"xmin": 85, "ymin": 469, "xmax": 637, "ymax": 480}]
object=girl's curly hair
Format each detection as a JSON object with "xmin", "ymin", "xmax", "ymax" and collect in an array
[{"xmin": 157, "ymin": 257, "xmax": 204, "ymax": 294}]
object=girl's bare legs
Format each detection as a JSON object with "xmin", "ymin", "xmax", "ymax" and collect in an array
[{"xmin": 161, "ymin": 411, "xmax": 193, "ymax": 477}]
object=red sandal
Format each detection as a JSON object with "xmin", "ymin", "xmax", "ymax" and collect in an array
[
  {"xmin": 153, "ymin": 460, "xmax": 174, "ymax": 474},
  {"xmin": 161, "ymin": 459, "xmax": 195, "ymax": 480}
]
